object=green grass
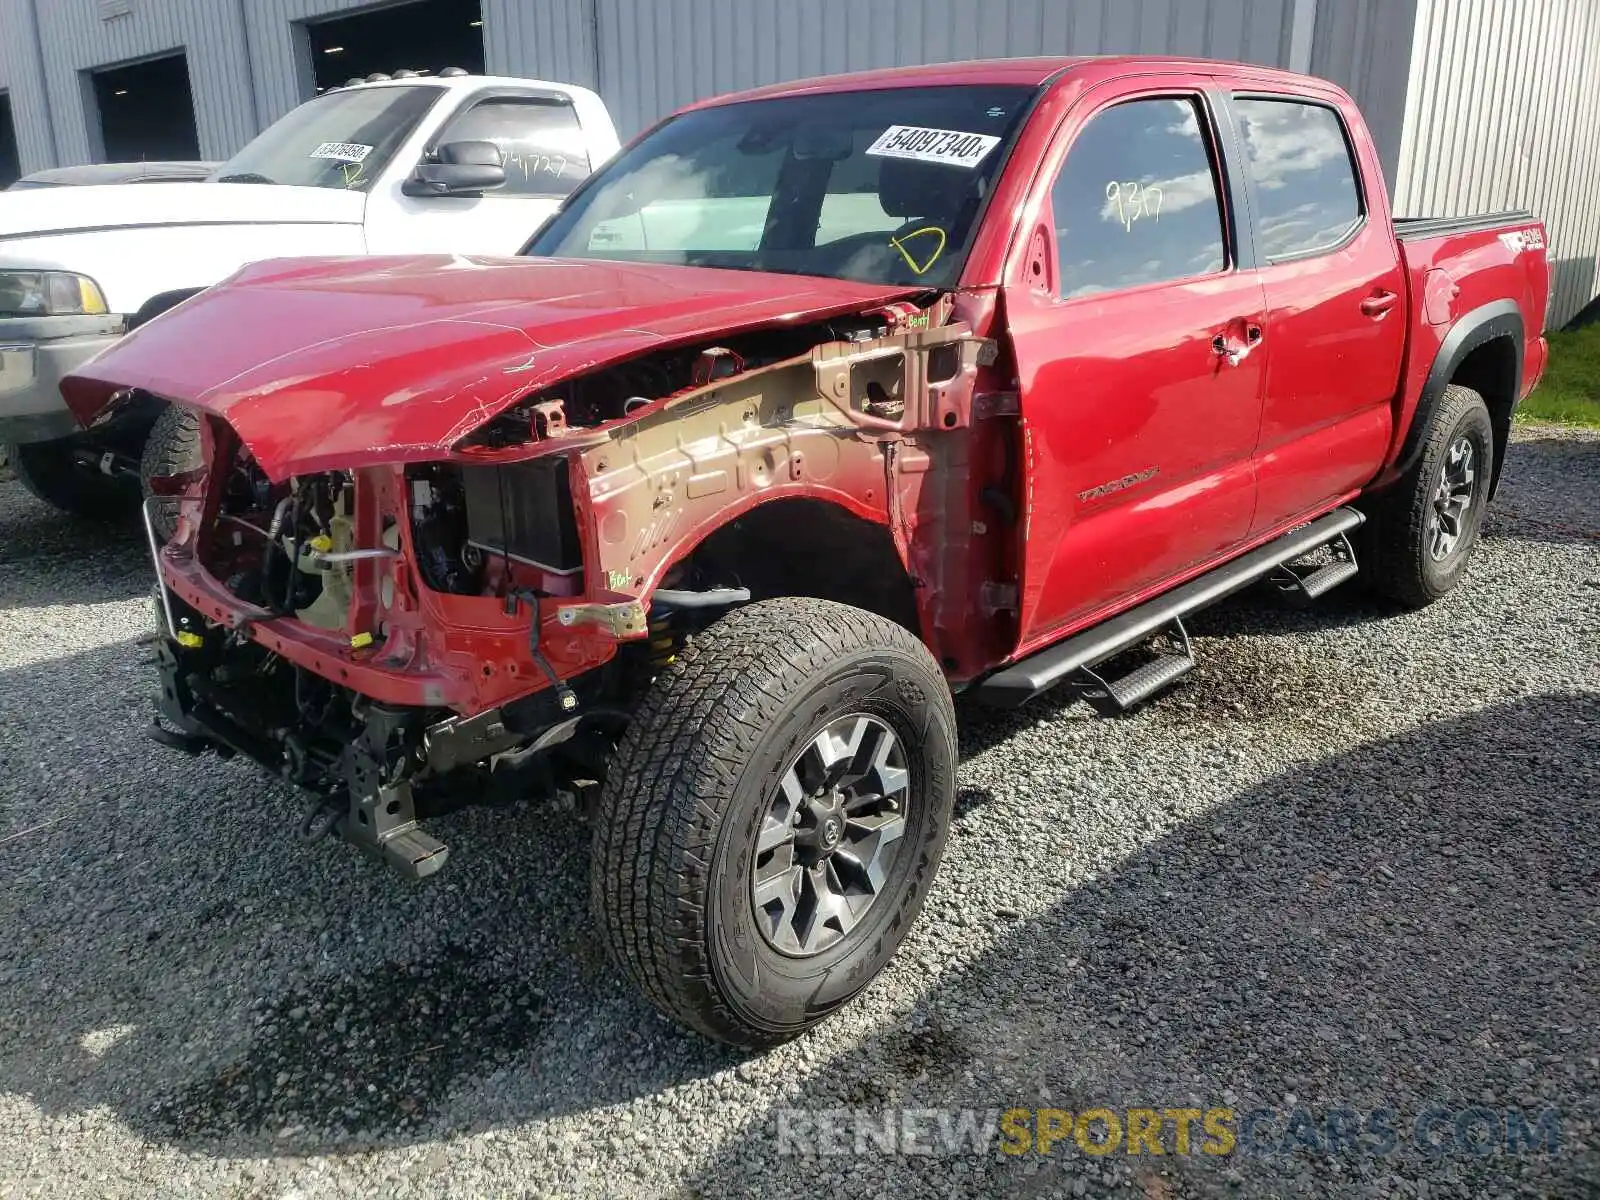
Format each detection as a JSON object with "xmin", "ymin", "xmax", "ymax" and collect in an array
[{"xmin": 1520, "ymin": 323, "xmax": 1600, "ymax": 426}]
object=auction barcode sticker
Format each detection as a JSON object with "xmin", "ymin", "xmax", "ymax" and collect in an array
[
  {"xmin": 865, "ymin": 125, "xmax": 1001, "ymax": 169},
  {"xmin": 309, "ymin": 141, "xmax": 374, "ymax": 163}
]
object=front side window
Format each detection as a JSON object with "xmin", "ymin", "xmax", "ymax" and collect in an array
[
  {"xmin": 1051, "ymin": 97, "xmax": 1227, "ymax": 299},
  {"xmin": 212, "ymin": 85, "xmax": 444, "ymax": 191},
  {"xmin": 1234, "ymin": 98, "xmax": 1362, "ymax": 260},
  {"xmin": 436, "ymin": 97, "xmax": 592, "ymax": 197},
  {"xmin": 527, "ymin": 85, "xmax": 1035, "ymax": 287}
]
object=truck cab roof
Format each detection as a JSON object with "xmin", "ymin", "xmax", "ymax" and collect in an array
[{"xmin": 689, "ymin": 54, "xmax": 1333, "ymax": 108}]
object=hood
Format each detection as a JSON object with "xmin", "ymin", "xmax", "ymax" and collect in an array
[
  {"xmin": 63, "ymin": 255, "xmax": 918, "ymax": 480},
  {"xmin": 0, "ymin": 182, "xmax": 364, "ymax": 242}
]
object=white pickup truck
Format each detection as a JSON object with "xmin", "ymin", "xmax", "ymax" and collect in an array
[{"xmin": 0, "ymin": 73, "xmax": 618, "ymax": 518}]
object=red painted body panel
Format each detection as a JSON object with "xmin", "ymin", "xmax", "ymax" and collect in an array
[
  {"xmin": 61, "ymin": 255, "xmax": 917, "ymax": 480},
  {"xmin": 1009, "ymin": 271, "xmax": 1269, "ymax": 650},
  {"xmin": 64, "ymin": 56, "xmax": 1552, "ymax": 720},
  {"xmin": 997, "ymin": 67, "xmax": 1269, "ymax": 649},
  {"xmin": 1380, "ymin": 223, "xmax": 1551, "ymax": 487},
  {"xmin": 1234, "ymin": 69, "xmax": 1411, "ymax": 534},
  {"xmin": 978, "ymin": 61, "xmax": 1549, "ymax": 663}
]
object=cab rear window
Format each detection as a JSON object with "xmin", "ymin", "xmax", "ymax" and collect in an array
[{"xmin": 1234, "ymin": 98, "xmax": 1363, "ymax": 260}]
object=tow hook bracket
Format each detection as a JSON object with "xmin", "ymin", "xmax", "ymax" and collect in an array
[
  {"xmin": 424, "ymin": 707, "xmax": 522, "ymax": 773},
  {"xmin": 346, "ymin": 780, "xmax": 449, "ymax": 881}
]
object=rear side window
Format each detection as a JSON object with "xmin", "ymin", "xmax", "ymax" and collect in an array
[
  {"xmin": 1050, "ymin": 98, "xmax": 1227, "ymax": 299},
  {"xmin": 1234, "ymin": 98, "xmax": 1362, "ymax": 260},
  {"xmin": 437, "ymin": 97, "xmax": 591, "ymax": 197}
]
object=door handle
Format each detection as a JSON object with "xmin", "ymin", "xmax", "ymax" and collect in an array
[
  {"xmin": 1360, "ymin": 290, "xmax": 1399, "ymax": 317},
  {"xmin": 1212, "ymin": 324, "xmax": 1263, "ymax": 367}
]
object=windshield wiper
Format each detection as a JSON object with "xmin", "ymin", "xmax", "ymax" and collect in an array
[{"xmin": 215, "ymin": 172, "xmax": 276, "ymax": 185}]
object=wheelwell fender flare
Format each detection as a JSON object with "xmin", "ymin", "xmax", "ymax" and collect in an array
[{"xmin": 1397, "ymin": 298, "xmax": 1523, "ymax": 493}]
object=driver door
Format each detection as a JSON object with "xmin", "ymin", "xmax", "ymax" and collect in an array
[{"xmin": 1004, "ymin": 84, "xmax": 1267, "ymax": 655}]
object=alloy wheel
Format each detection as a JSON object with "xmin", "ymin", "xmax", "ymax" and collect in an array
[
  {"xmin": 751, "ymin": 714, "xmax": 911, "ymax": 957},
  {"xmin": 1427, "ymin": 434, "xmax": 1478, "ymax": 561}
]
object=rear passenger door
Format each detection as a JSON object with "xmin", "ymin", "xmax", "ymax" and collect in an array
[
  {"xmin": 1224, "ymin": 89, "xmax": 1407, "ymax": 531},
  {"xmin": 1005, "ymin": 84, "xmax": 1267, "ymax": 653}
]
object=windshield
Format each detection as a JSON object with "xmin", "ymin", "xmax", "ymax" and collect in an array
[
  {"xmin": 211, "ymin": 85, "xmax": 445, "ymax": 190},
  {"xmin": 527, "ymin": 85, "xmax": 1035, "ymax": 287}
]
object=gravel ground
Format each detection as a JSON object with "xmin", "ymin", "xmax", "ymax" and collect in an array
[{"xmin": 0, "ymin": 425, "xmax": 1595, "ymax": 1199}]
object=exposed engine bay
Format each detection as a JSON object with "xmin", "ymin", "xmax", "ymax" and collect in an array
[
  {"xmin": 463, "ymin": 308, "xmax": 903, "ymax": 448},
  {"xmin": 205, "ymin": 466, "xmax": 377, "ymax": 623},
  {"xmin": 195, "ymin": 308, "xmax": 908, "ymax": 618},
  {"xmin": 145, "ymin": 292, "xmax": 997, "ymax": 879}
]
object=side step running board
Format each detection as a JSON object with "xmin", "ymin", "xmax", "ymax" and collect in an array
[
  {"xmin": 1269, "ymin": 530, "xmax": 1360, "ymax": 606},
  {"xmin": 975, "ymin": 506, "xmax": 1365, "ymax": 709},
  {"xmin": 1078, "ymin": 616, "xmax": 1195, "ymax": 714}
]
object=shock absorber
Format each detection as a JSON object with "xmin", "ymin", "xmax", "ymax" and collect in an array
[{"xmin": 640, "ymin": 587, "xmax": 751, "ymax": 682}]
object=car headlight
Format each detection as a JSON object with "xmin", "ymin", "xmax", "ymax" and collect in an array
[{"xmin": 0, "ymin": 270, "xmax": 110, "ymax": 317}]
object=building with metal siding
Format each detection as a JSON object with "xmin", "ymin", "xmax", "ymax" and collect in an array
[
  {"xmin": 586, "ymin": 0, "xmax": 1309, "ymax": 147},
  {"xmin": 1306, "ymin": 0, "xmax": 1417, "ymax": 186},
  {"xmin": 1394, "ymin": 0, "xmax": 1600, "ymax": 329},
  {"xmin": 0, "ymin": 0, "xmax": 60, "ymax": 169},
  {"xmin": 0, "ymin": 0, "xmax": 1594, "ymax": 322}
]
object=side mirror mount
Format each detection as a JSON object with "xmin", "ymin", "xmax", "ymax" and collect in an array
[{"xmin": 403, "ymin": 140, "xmax": 507, "ymax": 197}]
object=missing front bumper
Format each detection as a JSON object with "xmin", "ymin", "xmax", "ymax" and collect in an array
[
  {"xmin": 147, "ymin": 613, "xmax": 601, "ymax": 882},
  {"xmin": 150, "ymin": 630, "xmax": 450, "ymax": 880}
]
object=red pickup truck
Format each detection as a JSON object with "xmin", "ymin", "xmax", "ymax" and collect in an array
[{"xmin": 63, "ymin": 56, "xmax": 1549, "ymax": 1047}]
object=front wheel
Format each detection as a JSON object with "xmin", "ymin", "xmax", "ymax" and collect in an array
[
  {"xmin": 1363, "ymin": 383, "xmax": 1495, "ymax": 608},
  {"xmin": 590, "ymin": 596, "xmax": 956, "ymax": 1047},
  {"xmin": 3, "ymin": 437, "xmax": 137, "ymax": 519}
]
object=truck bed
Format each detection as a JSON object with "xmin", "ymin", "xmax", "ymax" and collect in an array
[
  {"xmin": 1382, "ymin": 209, "xmax": 1551, "ymax": 494},
  {"xmin": 1393, "ymin": 210, "xmax": 1537, "ymax": 240}
]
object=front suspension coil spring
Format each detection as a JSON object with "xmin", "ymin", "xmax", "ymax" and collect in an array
[{"xmin": 648, "ymin": 610, "xmax": 679, "ymax": 672}]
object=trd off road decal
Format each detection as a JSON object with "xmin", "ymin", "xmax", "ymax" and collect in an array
[
  {"xmin": 866, "ymin": 125, "xmax": 1001, "ymax": 169},
  {"xmin": 1498, "ymin": 228, "xmax": 1545, "ymax": 253}
]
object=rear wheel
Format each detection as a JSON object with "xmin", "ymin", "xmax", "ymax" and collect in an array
[
  {"xmin": 590, "ymin": 596, "xmax": 956, "ymax": 1047},
  {"xmin": 3, "ymin": 437, "xmax": 136, "ymax": 519},
  {"xmin": 1363, "ymin": 383, "xmax": 1494, "ymax": 608}
]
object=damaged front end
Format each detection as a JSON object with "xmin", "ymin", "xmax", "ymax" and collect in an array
[
  {"xmin": 83, "ymin": 274, "xmax": 1004, "ymax": 880},
  {"xmin": 143, "ymin": 437, "xmax": 634, "ymax": 879}
]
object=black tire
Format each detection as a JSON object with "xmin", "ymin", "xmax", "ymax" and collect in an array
[
  {"xmin": 140, "ymin": 404, "xmax": 203, "ymax": 540},
  {"xmin": 1363, "ymin": 383, "xmax": 1495, "ymax": 608},
  {"xmin": 591, "ymin": 596, "xmax": 956, "ymax": 1047},
  {"xmin": 2, "ymin": 437, "xmax": 135, "ymax": 519}
]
